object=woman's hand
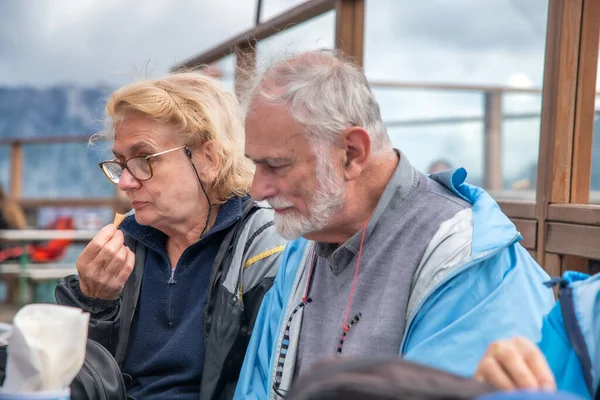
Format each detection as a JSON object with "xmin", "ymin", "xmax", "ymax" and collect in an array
[{"xmin": 76, "ymin": 224, "xmax": 135, "ymax": 300}]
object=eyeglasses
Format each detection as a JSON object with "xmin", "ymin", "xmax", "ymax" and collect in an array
[{"xmin": 99, "ymin": 145, "xmax": 187, "ymax": 184}]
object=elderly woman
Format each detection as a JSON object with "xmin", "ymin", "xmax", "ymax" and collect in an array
[{"xmin": 56, "ymin": 72, "xmax": 286, "ymax": 400}]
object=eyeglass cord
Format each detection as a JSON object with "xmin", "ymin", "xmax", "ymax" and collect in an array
[
  {"xmin": 186, "ymin": 146, "xmax": 213, "ymax": 239},
  {"xmin": 273, "ymin": 219, "xmax": 370, "ymax": 399}
]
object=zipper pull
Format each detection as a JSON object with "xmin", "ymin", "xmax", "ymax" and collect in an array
[
  {"xmin": 543, "ymin": 277, "xmax": 567, "ymax": 288},
  {"xmin": 168, "ymin": 268, "xmax": 177, "ymax": 284}
]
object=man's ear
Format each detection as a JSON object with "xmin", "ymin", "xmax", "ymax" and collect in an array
[
  {"xmin": 197, "ymin": 141, "xmax": 222, "ymax": 184},
  {"xmin": 341, "ymin": 127, "xmax": 370, "ymax": 180}
]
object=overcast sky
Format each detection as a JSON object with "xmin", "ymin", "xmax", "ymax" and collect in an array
[
  {"xmin": 1, "ymin": 0, "xmax": 597, "ymax": 180},
  {"xmin": 0, "ymin": 0, "xmax": 552, "ymax": 87}
]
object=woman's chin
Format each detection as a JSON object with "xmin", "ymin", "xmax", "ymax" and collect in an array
[{"xmin": 133, "ymin": 211, "xmax": 154, "ymax": 227}]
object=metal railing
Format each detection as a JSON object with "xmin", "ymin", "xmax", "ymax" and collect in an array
[
  {"xmin": 1, "ymin": 83, "xmax": 599, "ymax": 208},
  {"xmin": 0, "ymin": 229, "xmax": 95, "ymax": 304}
]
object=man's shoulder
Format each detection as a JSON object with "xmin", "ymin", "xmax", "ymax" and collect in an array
[{"xmin": 416, "ymin": 173, "xmax": 473, "ymax": 212}]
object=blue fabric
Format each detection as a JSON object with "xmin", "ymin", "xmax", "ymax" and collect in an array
[
  {"xmin": 234, "ymin": 170, "xmax": 556, "ymax": 399},
  {"xmin": 538, "ymin": 271, "xmax": 600, "ymax": 399},
  {"xmin": 402, "ymin": 242, "xmax": 553, "ymax": 377},
  {"xmin": 234, "ymin": 239, "xmax": 309, "ymax": 400},
  {"xmin": 121, "ymin": 197, "xmax": 242, "ymax": 400}
]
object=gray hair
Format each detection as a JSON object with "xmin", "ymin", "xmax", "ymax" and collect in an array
[{"xmin": 246, "ymin": 50, "xmax": 391, "ymax": 153}]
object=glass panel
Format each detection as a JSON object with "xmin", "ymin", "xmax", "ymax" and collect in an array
[
  {"xmin": 501, "ymin": 93, "xmax": 542, "ymax": 200},
  {"xmin": 364, "ymin": 0, "xmax": 549, "ymax": 199},
  {"xmin": 376, "ymin": 88, "xmax": 484, "ymax": 183},
  {"xmin": 23, "ymin": 142, "xmax": 114, "ymax": 199},
  {"xmin": 388, "ymin": 122, "xmax": 484, "ymax": 186},
  {"xmin": 214, "ymin": 53, "xmax": 236, "ymax": 95},
  {"xmin": 260, "ymin": 0, "xmax": 310, "ymax": 22},
  {"xmin": 256, "ymin": 10, "xmax": 335, "ymax": 74},
  {"xmin": 0, "ymin": 146, "xmax": 10, "ymax": 195}
]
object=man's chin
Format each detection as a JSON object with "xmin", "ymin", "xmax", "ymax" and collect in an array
[{"xmin": 274, "ymin": 225, "xmax": 304, "ymax": 241}]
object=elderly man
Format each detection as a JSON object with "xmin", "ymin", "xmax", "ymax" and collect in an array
[{"xmin": 235, "ymin": 50, "xmax": 556, "ymax": 399}]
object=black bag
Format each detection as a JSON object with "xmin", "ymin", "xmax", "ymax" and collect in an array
[
  {"xmin": 286, "ymin": 357, "xmax": 495, "ymax": 400},
  {"xmin": 71, "ymin": 339, "xmax": 127, "ymax": 400},
  {"xmin": 0, "ymin": 338, "xmax": 126, "ymax": 400}
]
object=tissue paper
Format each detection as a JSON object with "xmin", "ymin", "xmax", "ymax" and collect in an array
[{"xmin": 1, "ymin": 304, "xmax": 89, "ymax": 393}]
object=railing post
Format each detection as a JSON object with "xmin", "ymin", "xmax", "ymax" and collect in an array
[
  {"xmin": 483, "ymin": 91, "xmax": 503, "ymax": 191},
  {"xmin": 10, "ymin": 142, "xmax": 23, "ymax": 198},
  {"xmin": 535, "ymin": 0, "xmax": 584, "ymax": 268},
  {"xmin": 335, "ymin": 0, "xmax": 365, "ymax": 67}
]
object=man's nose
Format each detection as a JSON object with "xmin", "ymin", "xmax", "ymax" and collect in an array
[{"xmin": 250, "ymin": 168, "xmax": 277, "ymax": 201}]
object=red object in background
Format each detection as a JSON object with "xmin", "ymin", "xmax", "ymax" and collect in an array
[{"xmin": 0, "ymin": 216, "xmax": 75, "ymax": 263}]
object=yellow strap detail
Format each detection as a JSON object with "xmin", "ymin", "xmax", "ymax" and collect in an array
[{"xmin": 244, "ymin": 245, "xmax": 286, "ymax": 269}]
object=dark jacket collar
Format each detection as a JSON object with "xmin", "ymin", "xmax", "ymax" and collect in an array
[{"xmin": 119, "ymin": 196, "xmax": 244, "ymax": 253}]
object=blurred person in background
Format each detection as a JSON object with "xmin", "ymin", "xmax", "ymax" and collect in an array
[
  {"xmin": 56, "ymin": 72, "xmax": 287, "ymax": 400},
  {"xmin": 0, "ymin": 183, "xmax": 27, "ymax": 230},
  {"xmin": 427, "ymin": 159, "xmax": 453, "ymax": 174}
]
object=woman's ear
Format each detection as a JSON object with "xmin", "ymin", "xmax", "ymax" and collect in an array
[{"xmin": 198, "ymin": 141, "xmax": 222, "ymax": 184}]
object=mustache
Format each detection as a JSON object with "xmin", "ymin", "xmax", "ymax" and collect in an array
[{"xmin": 268, "ymin": 197, "xmax": 295, "ymax": 209}]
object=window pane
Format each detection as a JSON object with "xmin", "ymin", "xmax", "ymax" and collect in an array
[
  {"xmin": 376, "ymin": 88, "xmax": 483, "ymax": 183},
  {"xmin": 256, "ymin": 10, "xmax": 335, "ymax": 74},
  {"xmin": 388, "ymin": 122, "xmax": 484, "ymax": 186},
  {"xmin": 365, "ymin": 0, "xmax": 549, "ymax": 199},
  {"xmin": 214, "ymin": 53, "xmax": 236, "ymax": 94},
  {"xmin": 501, "ymin": 93, "xmax": 542, "ymax": 199},
  {"xmin": 23, "ymin": 142, "xmax": 114, "ymax": 198}
]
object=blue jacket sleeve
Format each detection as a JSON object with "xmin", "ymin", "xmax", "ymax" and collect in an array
[
  {"xmin": 403, "ymin": 244, "xmax": 555, "ymax": 377},
  {"xmin": 234, "ymin": 239, "xmax": 308, "ymax": 400}
]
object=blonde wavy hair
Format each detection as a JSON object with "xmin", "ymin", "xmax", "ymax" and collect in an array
[{"xmin": 95, "ymin": 72, "xmax": 254, "ymax": 203}]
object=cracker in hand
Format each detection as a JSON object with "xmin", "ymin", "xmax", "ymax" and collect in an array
[{"xmin": 113, "ymin": 212, "xmax": 126, "ymax": 227}]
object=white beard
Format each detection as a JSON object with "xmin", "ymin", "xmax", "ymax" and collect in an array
[{"xmin": 268, "ymin": 154, "xmax": 345, "ymax": 240}]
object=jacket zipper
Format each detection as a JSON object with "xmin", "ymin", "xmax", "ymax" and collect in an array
[
  {"xmin": 399, "ymin": 234, "xmax": 521, "ymax": 352},
  {"xmin": 204, "ymin": 216, "xmax": 241, "ymax": 340},
  {"xmin": 167, "ymin": 268, "xmax": 176, "ymax": 327},
  {"xmin": 558, "ymin": 281, "xmax": 593, "ymax": 395}
]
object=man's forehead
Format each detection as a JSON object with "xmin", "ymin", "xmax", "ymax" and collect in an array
[
  {"xmin": 245, "ymin": 134, "xmax": 302, "ymax": 161},
  {"xmin": 246, "ymin": 104, "xmax": 305, "ymax": 143}
]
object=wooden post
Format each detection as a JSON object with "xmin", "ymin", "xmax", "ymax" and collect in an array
[
  {"xmin": 535, "ymin": 0, "xmax": 584, "ymax": 267},
  {"xmin": 10, "ymin": 142, "xmax": 23, "ymax": 198},
  {"xmin": 562, "ymin": 0, "xmax": 600, "ymax": 274},
  {"xmin": 335, "ymin": 0, "xmax": 365, "ymax": 67},
  {"xmin": 235, "ymin": 40, "xmax": 257, "ymax": 100},
  {"xmin": 483, "ymin": 91, "xmax": 503, "ymax": 191},
  {"xmin": 569, "ymin": 0, "xmax": 600, "ymax": 204}
]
